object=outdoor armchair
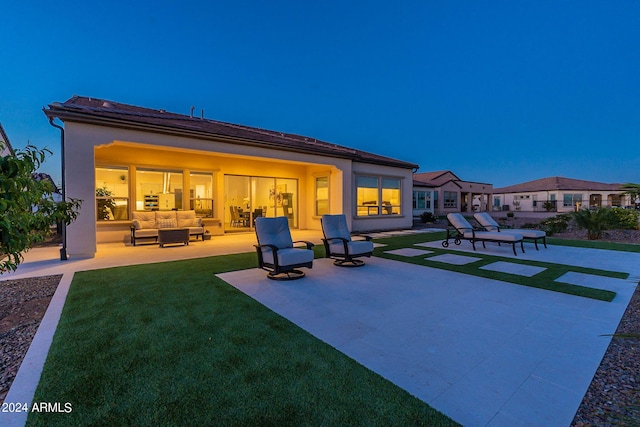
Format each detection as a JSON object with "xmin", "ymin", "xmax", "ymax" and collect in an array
[
  {"xmin": 321, "ymin": 214, "xmax": 374, "ymax": 267},
  {"xmin": 254, "ymin": 216, "xmax": 314, "ymax": 280},
  {"xmin": 474, "ymin": 212, "xmax": 547, "ymax": 250},
  {"xmin": 444, "ymin": 213, "xmax": 525, "ymax": 256}
]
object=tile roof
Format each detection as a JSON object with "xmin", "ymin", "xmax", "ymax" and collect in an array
[
  {"xmin": 414, "ymin": 170, "xmax": 460, "ymax": 185},
  {"xmin": 44, "ymin": 96, "xmax": 418, "ymax": 170},
  {"xmin": 494, "ymin": 176, "xmax": 624, "ymax": 193}
]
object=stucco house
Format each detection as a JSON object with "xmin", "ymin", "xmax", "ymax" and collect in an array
[
  {"xmin": 413, "ymin": 170, "xmax": 493, "ymax": 215},
  {"xmin": 493, "ymin": 176, "xmax": 631, "ymax": 213},
  {"xmin": 44, "ymin": 96, "xmax": 419, "ymax": 258}
]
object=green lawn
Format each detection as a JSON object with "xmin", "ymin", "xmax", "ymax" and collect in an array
[
  {"xmin": 28, "ymin": 253, "xmax": 458, "ymax": 426},
  {"xmin": 374, "ymin": 231, "xmax": 628, "ymax": 302}
]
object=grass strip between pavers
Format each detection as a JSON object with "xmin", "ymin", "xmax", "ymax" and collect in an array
[
  {"xmin": 27, "ymin": 252, "xmax": 459, "ymax": 427},
  {"xmin": 374, "ymin": 232, "xmax": 628, "ymax": 302}
]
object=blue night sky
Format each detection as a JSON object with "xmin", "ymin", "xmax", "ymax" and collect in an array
[{"xmin": 1, "ymin": 1, "xmax": 639, "ymax": 188}]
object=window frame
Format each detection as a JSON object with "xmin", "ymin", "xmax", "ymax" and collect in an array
[
  {"xmin": 443, "ymin": 191, "xmax": 458, "ymax": 209},
  {"xmin": 355, "ymin": 175, "xmax": 402, "ymax": 217},
  {"xmin": 189, "ymin": 171, "xmax": 214, "ymax": 218},
  {"xmin": 95, "ymin": 166, "xmax": 130, "ymax": 222},
  {"xmin": 314, "ymin": 175, "xmax": 330, "ymax": 217}
]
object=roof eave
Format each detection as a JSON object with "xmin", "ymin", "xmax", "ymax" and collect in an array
[{"xmin": 44, "ymin": 107, "xmax": 417, "ymax": 170}]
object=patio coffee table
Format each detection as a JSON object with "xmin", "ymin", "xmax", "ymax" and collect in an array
[{"xmin": 158, "ymin": 228, "xmax": 189, "ymax": 247}]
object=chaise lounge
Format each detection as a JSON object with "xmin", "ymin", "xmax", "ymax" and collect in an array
[
  {"xmin": 474, "ymin": 212, "xmax": 547, "ymax": 250},
  {"xmin": 443, "ymin": 213, "xmax": 525, "ymax": 256}
]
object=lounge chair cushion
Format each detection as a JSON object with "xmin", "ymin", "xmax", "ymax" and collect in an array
[
  {"xmin": 463, "ymin": 231, "xmax": 522, "ymax": 242},
  {"xmin": 261, "ymin": 247, "xmax": 315, "ymax": 266},
  {"xmin": 255, "ymin": 217, "xmax": 293, "ymax": 249},
  {"xmin": 321, "ymin": 214, "xmax": 352, "ymax": 241},
  {"xmin": 474, "ymin": 212, "xmax": 546, "ymax": 239},
  {"xmin": 328, "ymin": 240, "xmax": 374, "ymax": 256}
]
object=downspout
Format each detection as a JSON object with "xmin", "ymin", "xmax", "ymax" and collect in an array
[{"xmin": 48, "ymin": 117, "xmax": 68, "ymax": 261}]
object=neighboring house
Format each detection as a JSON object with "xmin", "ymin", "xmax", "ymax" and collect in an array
[
  {"xmin": 0, "ymin": 122, "xmax": 14, "ymax": 156},
  {"xmin": 44, "ymin": 96, "xmax": 419, "ymax": 258},
  {"xmin": 493, "ymin": 176, "xmax": 630, "ymax": 213},
  {"xmin": 412, "ymin": 179, "xmax": 436, "ymax": 217},
  {"xmin": 413, "ymin": 170, "xmax": 493, "ymax": 215},
  {"xmin": 1, "ymin": 123, "xmax": 62, "ymax": 203}
]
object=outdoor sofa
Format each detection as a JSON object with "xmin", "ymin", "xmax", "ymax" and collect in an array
[{"xmin": 130, "ymin": 210, "xmax": 205, "ymax": 246}]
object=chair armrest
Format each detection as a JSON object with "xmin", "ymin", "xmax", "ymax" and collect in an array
[
  {"xmin": 323, "ymin": 237, "xmax": 349, "ymax": 243},
  {"xmin": 352, "ymin": 234, "xmax": 373, "ymax": 241},
  {"xmin": 292, "ymin": 240, "xmax": 315, "ymax": 249},
  {"xmin": 254, "ymin": 243, "xmax": 279, "ymax": 252}
]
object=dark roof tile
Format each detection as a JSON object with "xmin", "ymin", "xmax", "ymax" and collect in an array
[{"xmin": 45, "ymin": 96, "xmax": 418, "ymax": 169}]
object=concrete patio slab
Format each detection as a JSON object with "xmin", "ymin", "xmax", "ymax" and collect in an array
[
  {"xmin": 383, "ymin": 248, "xmax": 433, "ymax": 257},
  {"xmin": 428, "ymin": 253, "xmax": 483, "ymax": 265},
  {"xmin": 480, "ymin": 261, "xmax": 546, "ymax": 277},
  {"xmin": 219, "ymin": 255, "xmax": 637, "ymax": 426}
]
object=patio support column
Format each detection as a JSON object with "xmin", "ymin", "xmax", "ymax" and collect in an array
[{"xmin": 64, "ymin": 125, "xmax": 97, "ymax": 258}]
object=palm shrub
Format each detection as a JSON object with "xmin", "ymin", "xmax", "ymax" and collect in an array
[{"xmin": 572, "ymin": 208, "xmax": 614, "ymax": 240}]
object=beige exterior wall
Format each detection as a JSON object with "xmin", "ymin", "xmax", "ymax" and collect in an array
[{"xmin": 64, "ymin": 122, "xmax": 413, "ymax": 257}]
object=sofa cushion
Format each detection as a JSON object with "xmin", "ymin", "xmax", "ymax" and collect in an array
[
  {"xmin": 134, "ymin": 229, "xmax": 159, "ymax": 238},
  {"xmin": 176, "ymin": 210, "xmax": 202, "ymax": 228},
  {"xmin": 132, "ymin": 211, "xmax": 157, "ymax": 229}
]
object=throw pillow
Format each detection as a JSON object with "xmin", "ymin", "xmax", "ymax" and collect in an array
[{"xmin": 157, "ymin": 218, "xmax": 177, "ymax": 229}]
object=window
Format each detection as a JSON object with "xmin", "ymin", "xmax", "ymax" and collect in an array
[
  {"xmin": 413, "ymin": 191, "xmax": 431, "ymax": 209},
  {"xmin": 563, "ymin": 193, "xmax": 583, "ymax": 208},
  {"xmin": 382, "ymin": 178, "xmax": 401, "ymax": 215},
  {"xmin": 443, "ymin": 191, "xmax": 457, "ymax": 209},
  {"xmin": 315, "ymin": 176, "xmax": 329, "ymax": 216},
  {"xmin": 356, "ymin": 176, "xmax": 379, "ymax": 216},
  {"xmin": 190, "ymin": 172, "xmax": 214, "ymax": 217},
  {"xmin": 356, "ymin": 176, "xmax": 401, "ymax": 216},
  {"xmin": 95, "ymin": 167, "xmax": 129, "ymax": 221},
  {"xmin": 493, "ymin": 196, "xmax": 501, "ymax": 208},
  {"xmin": 136, "ymin": 169, "xmax": 183, "ymax": 211}
]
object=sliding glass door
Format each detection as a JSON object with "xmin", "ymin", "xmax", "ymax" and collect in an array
[{"xmin": 224, "ymin": 175, "xmax": 298, "ymax": 231}]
